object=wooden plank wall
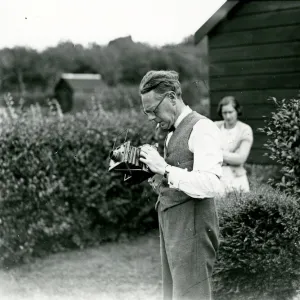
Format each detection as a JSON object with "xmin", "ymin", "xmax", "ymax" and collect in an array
[{"xmin": 208, "ymin": 0, "xmax": 300, "ymax": 164}]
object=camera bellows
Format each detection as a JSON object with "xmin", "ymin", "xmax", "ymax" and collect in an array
[{"xmin": 108, "ymin": 141, "xmax": 153, "ymax": 185}]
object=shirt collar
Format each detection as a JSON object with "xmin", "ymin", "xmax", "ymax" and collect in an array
[{"xmin": 174, "ymin": 105, "xmax": 192, "ymax": 128}]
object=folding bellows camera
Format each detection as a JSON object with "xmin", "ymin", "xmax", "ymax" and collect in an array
[{"xmin": 108, "ymin": 140, "xmax": 154, "ymax": 185}]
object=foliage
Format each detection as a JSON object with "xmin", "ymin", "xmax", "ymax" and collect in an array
[
  {"xmin": 258, "ymin": 96, "xmax": 300, "ymax": 197},
  {"xmin": 0, "ymin": 37, "xmax": 208, "ymax": 105},
  {"xmin": 214, "ymin": 184, "xmax": 300, "ymax": 300},
  {"xmin": 0, "ymin": 96, "xmax": 158, "ymax": 268}
]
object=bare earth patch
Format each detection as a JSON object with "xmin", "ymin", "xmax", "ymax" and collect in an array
[{"xmin": 0, "ymin": 230, "xmax": 161, "ymax": 300}]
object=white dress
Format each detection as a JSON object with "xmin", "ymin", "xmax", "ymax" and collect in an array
[{"xmin": 220, "ymin": 125, "xmax": 250, "ymax": 193}]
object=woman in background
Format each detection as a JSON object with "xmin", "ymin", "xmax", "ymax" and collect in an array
[{"xmin": 215, "ymin": 96, "xmax": 253, "ymax": 193}]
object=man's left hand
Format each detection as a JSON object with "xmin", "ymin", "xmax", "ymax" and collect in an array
[{"xmin": 139, "ymin": 144, "xmax": 167, "ymax": 175}]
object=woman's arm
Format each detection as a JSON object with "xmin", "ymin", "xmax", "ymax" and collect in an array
[
  {"xmin": 223, "ymin": 125, "xmax": 254, "ymax": 166},
  {"xmin": 223, "ymin": 140, "xmax": 252, "ymax": 165}
]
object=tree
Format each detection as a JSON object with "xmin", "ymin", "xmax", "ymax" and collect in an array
[{"xmin": 0, "ymin": 47, "xmax": 46, "ymax": 94}]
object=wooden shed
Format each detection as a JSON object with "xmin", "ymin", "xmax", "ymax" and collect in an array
[
  {"xmin": 54, "ymin": 73, "xmax": 104, "ymax": 113},
  {"xmin": 194, "ymin": 0, "xmax": 300, "ymax": 164}
]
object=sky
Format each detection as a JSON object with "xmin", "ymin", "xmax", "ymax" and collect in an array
[{"xmin": 0, "ymin": 0, "xmax": 226, "ymax": 51}]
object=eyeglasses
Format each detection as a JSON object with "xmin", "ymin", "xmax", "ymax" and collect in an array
[{"xmin": 143, "ymin": 94, "xmax": 168, "ymax": 118}]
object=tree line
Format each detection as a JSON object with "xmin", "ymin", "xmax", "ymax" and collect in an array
[{"xmin": 0, "ymin": 35, "xmax": 207, "ymax": 91}]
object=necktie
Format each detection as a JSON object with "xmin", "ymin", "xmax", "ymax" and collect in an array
[{"xmin": 168, "ymin": 125, "xmax": 175, "ymax": 133}]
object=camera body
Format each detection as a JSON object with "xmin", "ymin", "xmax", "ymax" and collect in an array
[{"xmin": 108, "ymin": 141, "xmax": 154, "ymax": 185}]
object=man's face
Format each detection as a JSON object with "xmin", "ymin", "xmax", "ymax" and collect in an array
[{"xmin": 141, "ymin": 90, "xmax": 176, "ymax": 130}]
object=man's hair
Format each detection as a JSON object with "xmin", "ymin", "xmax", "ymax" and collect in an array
[
  {"xmin": 139, "ymin": 70, "xmax": 182, "ymax": 97},
  {"xmin": 217, "ymin": 95, "xmax": 242, "ymax": 118}
]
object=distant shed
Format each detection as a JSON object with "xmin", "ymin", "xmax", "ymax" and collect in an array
[
  {"xmin": 194, "ymin": 0, "xmax": 300, "ymax": 164},
  {"xmin": 54, "ymin": 73, "xmax": 104, "ymax": 112}
]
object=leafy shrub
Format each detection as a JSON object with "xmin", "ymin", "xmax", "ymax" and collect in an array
[
  {"xmin": 0, "ymin": 96, "xmax": 159, "ymax": 268},
  {"xmin": 214, "ymin": 184, "xmax": 300, "ymax": 300},
  {"xmin": 258, "ymin": 96, "xmax": 300, "ymax": 196}
]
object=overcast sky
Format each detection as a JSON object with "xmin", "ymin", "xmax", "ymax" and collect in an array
[{"xmin": 0, "ymin": 0, "xmax": 226, "ymax": 50}]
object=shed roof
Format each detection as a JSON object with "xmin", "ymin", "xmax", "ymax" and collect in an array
[
  {"xmin": 194, "ymin": 0, "xmax": 240, "ymax": 45},
  {"xmin": 58, "ymin": 73, "xmax": 103, "ymax": 91}
]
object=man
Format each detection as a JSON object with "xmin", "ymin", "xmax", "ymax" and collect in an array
[{"xmin": 139, "ymin": 70, "xmax": 223, "ymax": 300}]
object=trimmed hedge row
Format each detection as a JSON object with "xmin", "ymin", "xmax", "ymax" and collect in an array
[
  {"xmin": 214, "ymin": 182, "xmax": 300, "ymax": 300},
  {"xmin": 0, "ymin": 102, "xmax": 158, "ymax": 267}
]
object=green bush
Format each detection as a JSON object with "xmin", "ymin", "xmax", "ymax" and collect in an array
[
  {"xmin": 0, "ymin": 99, "xmax": 158, "ymax": 267},
  {"xmin": 214, "ymin": 184, "xmax": 300, "ymax": 300},
  {"xmin": 258, "ymin": 96, "xmax": 300, "ymax": 197}
]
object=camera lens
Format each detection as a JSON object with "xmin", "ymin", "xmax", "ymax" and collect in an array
[{"xmin": 110, "ymin": 149, "xmax": 122, "ymax": 161}]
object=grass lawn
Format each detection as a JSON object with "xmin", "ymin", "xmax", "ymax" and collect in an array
[
  {"xmin": 0, "ymin": 230, "xmax": 162, "ymax": 300},
  {"xmin": 1, "ymin": 220, "xmax": 300, "ymax": 300}
]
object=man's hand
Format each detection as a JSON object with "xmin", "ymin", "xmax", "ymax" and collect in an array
[{"xmin": 140, "ymin": 144, "xmax": 167, "ymax": 175}]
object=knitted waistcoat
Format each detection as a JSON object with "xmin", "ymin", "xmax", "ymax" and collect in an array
[{"xmin": 158, "ymin": 111, "xmax": 207, "ymax": 211}]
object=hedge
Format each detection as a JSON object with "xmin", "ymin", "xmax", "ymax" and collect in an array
[
  {"xmin": 213, "ymin": 182, "xmax": 300, "ymax": 300},
  {"xmin": 0, "ymin": 100, "xmax": 158, "ymax": 267}
]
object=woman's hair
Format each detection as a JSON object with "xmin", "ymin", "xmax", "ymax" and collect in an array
[
  {"xmin": 139, "ymin": 70, "xmax": 182, "ymax": 97},
  {"xmin": 217, "ymin": 95, "xmax": 242, "ymax": 118}
]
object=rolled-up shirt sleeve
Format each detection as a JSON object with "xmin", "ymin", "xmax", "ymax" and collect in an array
[{"xmin": 167, "ymin": 119, "xmax": 224, "ymax": 198}]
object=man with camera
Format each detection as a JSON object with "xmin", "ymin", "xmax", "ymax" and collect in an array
[{"xmin": 139, "ymin": 70, "xmax": 223, "ymax": 300}]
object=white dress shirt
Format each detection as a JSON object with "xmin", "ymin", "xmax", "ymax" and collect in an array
[{"xmin": 164, "ymin": 106, "xmax": 224, "ymax": 198}]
